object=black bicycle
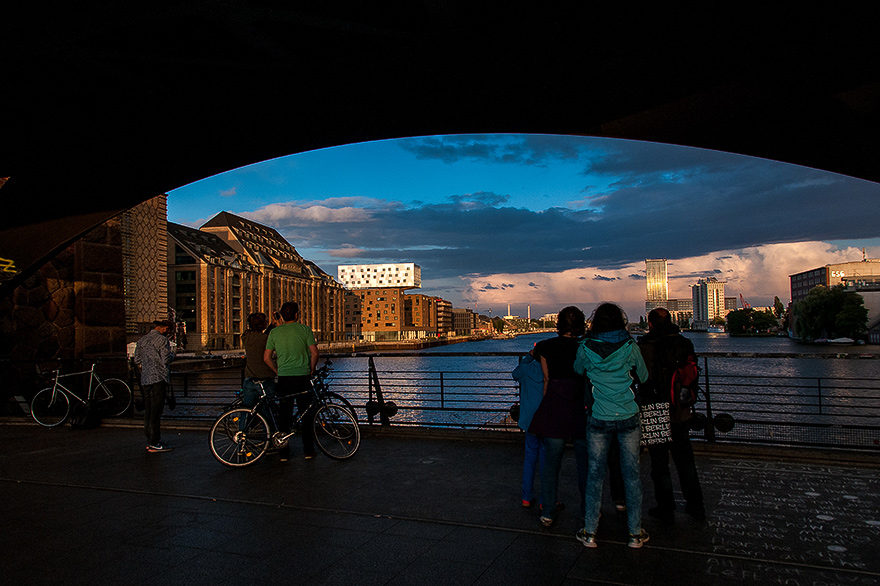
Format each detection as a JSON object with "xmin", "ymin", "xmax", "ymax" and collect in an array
[{"xmin": 209, "ymin": 362, "xmax": 360, "ymax": 467}]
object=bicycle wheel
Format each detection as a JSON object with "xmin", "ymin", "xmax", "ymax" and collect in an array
[
  {"xmin": 210, "ymin": 408, "xmax": 271, "ymax": 467},
  {"xmin": 312, "ymin": 404, "xmax": 360, "ymax": 460},
  {"xmin": 31, "ymin": 387, "xmax": 71, "ymax": 427},
  {"xmin": 94, "ymin": 378, "xmax": 132, "ymax": 417},
  {"xmin": 324, "ymin": 391, "xmax": 358, "ymax": 421}
]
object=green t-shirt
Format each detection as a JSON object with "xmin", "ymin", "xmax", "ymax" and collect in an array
[{"xmin": 265, "ymin": 322, "xmax": 317, "ymax": 376}]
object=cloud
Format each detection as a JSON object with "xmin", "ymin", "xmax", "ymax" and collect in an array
[
  {"xmin": 399, "ymin": 134, "xmax": 588, "ymax": 166},
  {"xmin": 325, "ymin": 245, "xmax": 367, "ymax": 258},
  {"xmin": 245, "ymin": 202, "xmax": 374, "ymax": 225},
  {"xmin": 192, "ymin": 136, "xmax": 880, "ymax": 317},
  {"xmin": 219, "ymin": 187, "xmax": 237, "ymax": 197},
  {"xmin": 456, "ymin": 241, "xmax": 871, "ymax": 321}
]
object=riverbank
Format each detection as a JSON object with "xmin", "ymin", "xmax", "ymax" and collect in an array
[{"xmin": 171, "ymin": 334, "xmax": 494, "ymax": 372}]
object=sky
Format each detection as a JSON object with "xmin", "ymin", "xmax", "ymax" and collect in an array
[{"xmin": 168, "ymin": 134, "xmax": 880, "ymax": 321}]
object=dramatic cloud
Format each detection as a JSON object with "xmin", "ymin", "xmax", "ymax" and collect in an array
[
  {"xmin": 457, "ymin": 242, "xmax": 873, "ymax": 321},
  {"xmin": 170, "ymin": 135, "xmax": 880, "ymax": 316}
]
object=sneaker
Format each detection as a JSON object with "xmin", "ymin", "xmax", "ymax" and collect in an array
[
  {"xmin": 615, "ymin": 501, "xmax": 627, "ymax": 512},
  {"xmin": 627, "ymin": 529, "xmax": 650, "ymax": 549},
  {"xmin": 522, "ymin": 499, "xmax": 533, "ymax": 508},
  {"xmin": 146, "ymin": 444, "xmax": 172, "ymax": 453},
  {"xmin": 575, "ymin": 528, "xmax": 598, "ymax": 548},
  {"xmin": 304, "ymin": 452, "xmax": 317, "ymax": 460},
  {"xmin": 539, "ymin": 516, "xmax": 554, "ymax": 527},
  {"xmin": 279, "ymin": 456, "xmax": 289, "ymax": 462}
]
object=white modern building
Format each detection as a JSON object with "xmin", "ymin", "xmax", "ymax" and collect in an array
[
  {"xmin": 337, "ymin": 263, "xmax": 421, "ymax": 290},
  {"xmin": 692, "ymin": 277, "xmax": 726, "ymax": 330}
]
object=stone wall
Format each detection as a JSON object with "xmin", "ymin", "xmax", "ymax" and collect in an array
[{"xmin": 0, "ymin": 218, "xmax": 127, "ymax": 401}]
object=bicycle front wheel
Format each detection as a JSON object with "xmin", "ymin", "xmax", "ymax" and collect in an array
[
  {"xmin": 31, "ymin": 387, "xmax": 71, "ymax": 427},
  {"xmin": 322, "ymin": 391, "xmax": 358, "ymax": 421},
  {"xmin": 94, "ymin": 378, "xmax": 132, "ymax": 417},
  {"xmin": 210, "ymin": 408, "xmax": 271, "ymax": 467},
  {"xmin": 313, "ymin": 404, "xmax": 360, "ymax": 460}
]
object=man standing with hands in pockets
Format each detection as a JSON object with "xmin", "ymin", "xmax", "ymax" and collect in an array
[{"xmin": 264, "ymin": 301, "xmax": 319, "ymax": 461}]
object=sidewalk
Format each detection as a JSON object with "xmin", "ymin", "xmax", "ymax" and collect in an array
[{"xmin": 2, "ymin": 421, "xmax": 879, "ymax": 585}]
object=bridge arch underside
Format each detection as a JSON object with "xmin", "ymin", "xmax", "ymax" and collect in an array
[{"xmin": 3, "ymin": 4, "xmax": 880, "ymax": 294}]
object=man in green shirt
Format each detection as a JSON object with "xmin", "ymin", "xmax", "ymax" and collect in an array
[{"xmin": 264, "ymin": 301, "xmax": 319, "ymax": 461}]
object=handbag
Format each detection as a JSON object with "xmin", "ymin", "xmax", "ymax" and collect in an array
[{"xmin": 639, "ymin": 400, "xmax": 671, "ymax": 446}]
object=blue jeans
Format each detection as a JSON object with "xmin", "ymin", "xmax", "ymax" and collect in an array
[
  {"xmin": 540, "ymin": 436, "xmax": 587, "ymax": 521},
  {"xmin": 583, "ymin": 415, "xmax": 642, "ymax": 535},
  {"xmin": 522, "ymin": 432, "xmax": 546, "ymax": 503}
]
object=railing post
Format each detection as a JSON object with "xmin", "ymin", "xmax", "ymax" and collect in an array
[
  {"xmin": 703, "ymin": 356, "xmax": 716, "ymax": 442},
  {"xmin": 367, "ymin": 357, "xmax": 390, "ymax": 426}
]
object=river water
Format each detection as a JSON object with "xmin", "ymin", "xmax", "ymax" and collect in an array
[{"xmin": 173, "ymin": 333, "xmax": 880, "ymax": 437}]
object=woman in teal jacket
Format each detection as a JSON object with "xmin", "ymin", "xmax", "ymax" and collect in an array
[{"xmin": 573, "ymin": 302, "xmax": 650, "ymax": 549}]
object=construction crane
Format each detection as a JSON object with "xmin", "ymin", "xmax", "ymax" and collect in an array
[{"xmin": 739, "ymin": 293, "xmax": 751, "ymax": 310}]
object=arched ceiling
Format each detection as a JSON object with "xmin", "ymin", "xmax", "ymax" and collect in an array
[{"xmin": 3, "ymin": 3, "xmax": 879, "ymax": 296}]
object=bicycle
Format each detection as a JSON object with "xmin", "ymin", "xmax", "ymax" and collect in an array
[
  {"xmin": 209, "ymin": 362, "xmax": 360, "ymax": 467},
  {"xmin": 220, "ymin": 359, "xmax": 357, "ymax": 419},
  {"xmin": 31, "ymin": 363, "xmax": 133, "ymax": 427}
]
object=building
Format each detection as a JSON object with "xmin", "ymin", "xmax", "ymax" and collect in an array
[
  {"xmin": 167, "ymin": 212, "xmax": 346, "ymax": 349},
  {"xmin": 343, "ymin": 288, "xmax": 456, "ymax": 341},
  {"xmin": 645, "ymin": 258, "xmax": 694, "ymax": 326},
  {"xmin": 645, "ymin": 259, "xmax": 668, "ymax": 306},
  {"xmin": 337, "ymin": 263, "xmax": 421, "ymax": 290},
  {"xmin": 451, "ymin": 308, "xmax": 479, "ymax": 336},
  {"xmin": 691, "ymin": 277, "xmax": 726, "ymax": 330},
  {"xmin": 167, "ymin": 222, "xmax": 259, "ymax": 349},
  {"xmin": 343, "ymin": 287, "xmax": 406, "ymax": 341},
  {"xmin": 790, "ymin": 258, "xmax": 880, "ymax": 303},
  {"xmin": 666, "ymin": 298, "xmax": 693, "ymax": 328}
]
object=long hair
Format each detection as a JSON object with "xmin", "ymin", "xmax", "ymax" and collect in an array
[
  {"xmin": 588, "ymin": 302, "xmax": 628, "ymax": 334},
  {"xmin": 556, "ymin": 306, "xmax": 586, "ymax": 337},
  {"xmin": 246, "ymin": 312, "xmax": 268, "ymax": 332}
]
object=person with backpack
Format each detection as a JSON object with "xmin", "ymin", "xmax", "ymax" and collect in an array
[{"xmin": 637, "ymin": 307, "xmax": 705, "ymax": 521}]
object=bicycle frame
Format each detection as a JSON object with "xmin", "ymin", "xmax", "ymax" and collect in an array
[{"xmin": 43, "ymin": 364, "xmax": 105, "ymax": 406}]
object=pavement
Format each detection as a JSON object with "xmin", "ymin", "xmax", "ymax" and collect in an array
[{"xmin": 2, "ymin": 420, "xmax": 880, "ymax": 586}]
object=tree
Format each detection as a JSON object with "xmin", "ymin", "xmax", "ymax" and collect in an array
[
  {"xmin": 792, "ymin": 285, "xmax": 869, "ymax": 340},
  {"xmin": 773, "ymin": 296, "xmax": 785, "ymax": 319},
  {"xmin": 727, "ymin": 308, "xmax": 780, "ymax": 335}
]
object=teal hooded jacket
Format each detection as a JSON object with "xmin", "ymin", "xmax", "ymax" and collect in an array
[{"xmin": 574, "ymin": 330, "xmax": 649, "ymax": 421}]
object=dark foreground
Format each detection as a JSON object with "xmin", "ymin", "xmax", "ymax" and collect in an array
[{"xmin": 2, "ymin": 421, "xmax": 879, "ymax": 586}]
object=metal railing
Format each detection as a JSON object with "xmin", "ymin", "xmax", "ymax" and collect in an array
[{"xmin": 5, "ymin": 352, "xmax": 880, "ymax": 451}]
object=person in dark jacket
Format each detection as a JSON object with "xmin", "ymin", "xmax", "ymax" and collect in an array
[
  {"xmin": 528, "ymin": 306, "xmax": 588, "ymax": 528},
  {"xmin": 638, "ymin": 307, "xmax": 705, "ymax": 521}
]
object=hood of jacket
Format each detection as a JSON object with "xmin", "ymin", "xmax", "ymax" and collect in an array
[{"xmin": 581, "ymin": 329, "xmax": 633, "ymax": 361}]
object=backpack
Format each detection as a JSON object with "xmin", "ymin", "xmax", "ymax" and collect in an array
[{"xmin": 670, "ymin": 353, "xmax": 699, "ymax": 408}]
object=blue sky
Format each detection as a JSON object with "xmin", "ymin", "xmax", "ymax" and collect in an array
[{"xmin": 168, "ymin": 134, "xmax": 880, "ymax": 320}]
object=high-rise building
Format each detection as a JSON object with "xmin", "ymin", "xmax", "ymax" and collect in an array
[
  {"xmin": 645, "ymin": 259, "xmax": 669, "ymax": 315},
  {"xmin": 337, "ymin": 263, "xmax": 421, "ymax": 290},
  {"xmin": 646, "ymin": 259, "xmax": 668, "ymax": 302},
  {"xmin": 691, "ymin": 277, "xmax": 726, "ymax": 330}
]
